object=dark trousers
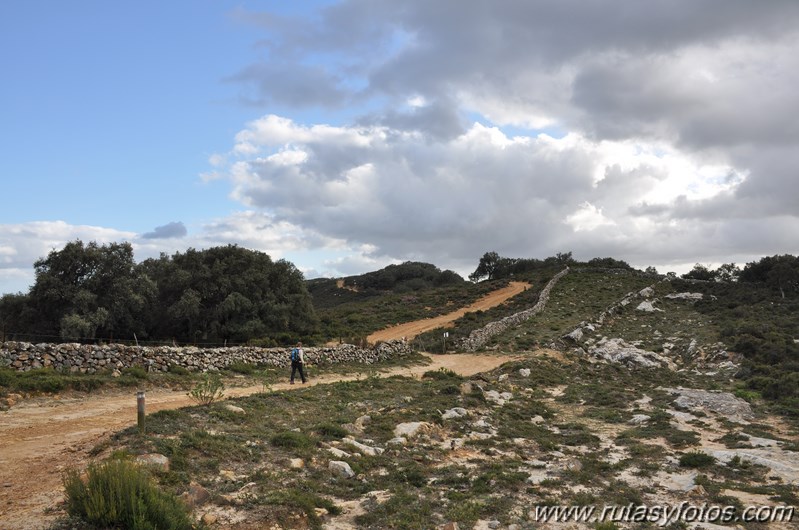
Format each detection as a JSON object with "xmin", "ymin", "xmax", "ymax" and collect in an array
[{"xmin": 290, "ymin": 361, "xmax": 306, "ymax": 383}]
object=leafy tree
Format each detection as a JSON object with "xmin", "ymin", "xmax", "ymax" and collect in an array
[
  {"xmin": 469, "ymin": 252, "xmax": 502, "ymax": 282},
  {"xmin": 27, "ymin": 241, "xmax": 154, "ymax": 340},
  {"xmin": 681, "ymin": 263, "xmax": 716, "ymax": 281},
  {"xmin": 715, "ymin": 263, "xmax": 741, "ymax": 283}
]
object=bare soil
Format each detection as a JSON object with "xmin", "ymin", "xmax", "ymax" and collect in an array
[
  {"xmin": 0, "ymin": 351, "xmax": 517, "ymax": 529},
  {"xmin": 367, "ymin": 281, "xmax": 530, "ymax": 344}
]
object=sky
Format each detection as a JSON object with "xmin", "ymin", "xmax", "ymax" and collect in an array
[{"xmin": 2, "ymin": 0, "xmax": 799, "ymax": 295}]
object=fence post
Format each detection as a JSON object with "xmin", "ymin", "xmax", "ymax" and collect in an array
[{"xmin": 137, "ymin": 391, "xmax": 145, "ymax": 434}]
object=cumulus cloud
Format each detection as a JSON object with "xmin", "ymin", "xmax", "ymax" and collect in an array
[
  {"xmin": 141, "ymin": 221, "xmax": 188, "ymax": 240},
  {"xmin": 216, "ymin": 0, "xmax": 799, "ymax": 273}
]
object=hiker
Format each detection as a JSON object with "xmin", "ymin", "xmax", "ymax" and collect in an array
[{"xmin": 290, "ymin": 341, "xmax": 306, "ymax": 384}]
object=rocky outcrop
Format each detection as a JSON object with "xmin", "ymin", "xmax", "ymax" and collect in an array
[
  {"xmin": 665, "ymin": 387, "xmax": 754, "ymax": 423},
  {"xmin": 0, "ymin": 339, "xmax": 412, "ymax": 374},
  {"xmin": 457, "ymin": 267, "xmax": 570, "ymax": 351},
  {"xmin": 588, "ymin": 338, "xmax": 676, "ymax": 369}
]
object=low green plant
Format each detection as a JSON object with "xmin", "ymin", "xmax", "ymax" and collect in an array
[
  {"xmin": 187, "ymin": 373, "xmax": 225, "ymax": 405},
  {"xmin": 679, "ymin": 451, "xmax": 716, "ymax": 468},
  {"xmin": 123, "ymin": 366, "xmax": 149, "ymax": 380},
  {"xmin": 62, "ymin": 458, "xmax": 193, "ymax": 530}
]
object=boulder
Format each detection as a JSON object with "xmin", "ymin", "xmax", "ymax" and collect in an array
[
  {"xmin": 136, "ymin": 453, "xmax": 169, "ymax": 471},
  {"xmin": 393, "ymin": 422, "xmax": 432, "ymax": 439},
  {"xmin": 329, "ymin": 460, "xmax": 355, "ymax": 479},
  {"xmin": 442, "ymin": 407, "xmax": 469, "ymax": 420}
]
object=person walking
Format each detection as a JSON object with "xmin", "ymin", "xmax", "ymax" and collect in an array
[{"xmin": 290, "ymin": 341, "xmax": 306, "ymax": 384}]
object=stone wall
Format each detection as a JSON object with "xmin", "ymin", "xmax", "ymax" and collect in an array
[
  {"xmin": 457, "ymin": 267, "xmax": 570, "ymax": 352},
  {"xmin": 0, "ymin": 340, "xmax": 412, "ymax": 374}
]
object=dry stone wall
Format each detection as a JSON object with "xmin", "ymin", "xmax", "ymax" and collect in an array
[
  {"xmin": 0, "ymin": 340, "xmax": 411, "ymax": 374},
  {"xmin": 457, "ymin": 267, "xmax": 570, "ymax": 352}
]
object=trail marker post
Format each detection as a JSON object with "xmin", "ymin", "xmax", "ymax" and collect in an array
[{"xmin": 137, "ymin": 391, "xmax": 145, "ymax": 434}]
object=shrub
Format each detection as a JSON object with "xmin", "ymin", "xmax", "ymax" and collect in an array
[
  {"xmin": 187, "ymin": 373, "xmax": 225, "ymax": 405},
  {"xmin": 63, "ymin": 459, "xmax": 192, "ymax": 529},
  {"xmin": 679, "ymin": 451, "xmax": 716, "ymax": 468},
  {"xmin": 168, "ymin": 364, "xmax": 190, "ymax": 376},
  {"xmin": 123, "ymin": 366, "xmax": 149, "ymax": 380},
  {"xmin": 314, "ymin": 423, "xmax": 348, "ymax": 440},
  {"xmin": 270, "ymin": 431, "xmax": 314, "ymax": 449}
]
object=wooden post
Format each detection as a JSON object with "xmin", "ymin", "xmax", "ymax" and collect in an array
[{"xmin": 137, "ymin": 391, "xmax": 145, "ymax": 434}]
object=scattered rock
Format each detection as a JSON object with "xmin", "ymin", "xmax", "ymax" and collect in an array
[
  {"xmin": 224, "ymin": 404, "xmax": 245, "ymax": 414},
  {"xmin": 629, "ymin": 414, "xmax": 651, "ymax": 425},
  {"xmin": 343, "ymin": 437, "xmax": 384, "ymax": 456},
  {"xmin": 497, "ymin": 374, "xmax": 509, "ymax": 382},
  {"xmin": 483, "ymin": 390, "xmax": 513, "ymax": 406},
  {"xmin": 518, "ymin": 368, "xmax": 531, "ymax": 377},
  {"xmin": 635, "ymin": 300, "xmax": 663, "ymax": 312},
  {"xmin": 329, "ymin": 460, "xmax": 355, "ymax": 479},
  {"xmin": 588, "ymin": 338, "xmax": 676, "ymax": 369},
  {"xmin": 666, "ymin": 387, "xmax": 754, "ymax": 423},
  {"xmin": 393, "ymin": 422, "xmax": 432, "ymax": 439},
  {"xmin": 289, "ymin": 458, "xmax": 305, "ymax": 469},
  {"xmin": 459, "ymin": 381, "xmax": 474, "ymax": 395},
  {"xmin": 665, "ymin": 292, "xmax": 703, "ymax": 301},
  {"xmin": 136, "ymin": 453, "xmax": 169, "ymax": 471},
  {"xmin": 388, "ymin": 437, "xmax": 407, "ymax": 446},
  {"xmin": 442, "ymin": 407, "xmax": 469, "ymax": 420},
  {"xmin": 639, "ymin": 287, "xmax": 655, "ymax": 298},
  {"xmin": 201, "ymin": 512, "xmax": 218, "ymax": 525},
  {"xmin": 327, "ymin": 447, "xmax": 351, "ymax": 458},
  {"xmin": 182, "ymin": 481, "xmax": 211, "ymax": 507}
]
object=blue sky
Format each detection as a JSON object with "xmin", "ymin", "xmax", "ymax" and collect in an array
[{"xmin": 2, "ymin": 1, "xmax": 799, "ymax": 294}]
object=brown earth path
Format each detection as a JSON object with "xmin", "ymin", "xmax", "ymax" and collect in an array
[
  {"xmin": 0, "ymin": 351, "xmax": 519, "ymax": 530},
  {"xmin": 367, "ymin": 281, "xmax": 530, "ymax": 344}
]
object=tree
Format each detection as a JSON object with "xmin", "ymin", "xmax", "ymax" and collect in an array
[
  {"xmin": 27, "ymin": 240, "xmax": 154, "ymax": 340},
  {"xmin": 767, "ymin": 261, "xmax": 798, "ymax": 299},
  {"xmin": 682, "ymin": 263, "xmax": 716, "ymax": 281},
  {"xmin": 469, "ymin": 251, "xmax": 502, "ymax": 282},
  {"xmin": 715, "ymin": 263, "xmax": 741, "ymax": 283}
]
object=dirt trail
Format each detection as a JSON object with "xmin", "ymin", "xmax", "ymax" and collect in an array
[
  {"xmin": 367, "ymin": 281, "xmax": 530, "ymax": 344},
  {"xmin": 0, "ymin": 351, "xmax": 516, "ymax": 530}
]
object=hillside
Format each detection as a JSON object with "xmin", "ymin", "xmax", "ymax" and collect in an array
[{"xmin": 3, "ymin": 262, "xmax": 799, "ymax": 529}]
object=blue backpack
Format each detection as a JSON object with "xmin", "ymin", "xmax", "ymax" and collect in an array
[{"xmin": 291, "ymin": 348, "xmax": 300, "ymax": 362}]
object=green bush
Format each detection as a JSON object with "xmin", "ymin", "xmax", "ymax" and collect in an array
[
  {"xmin": 679, "ymin": 451, "xmax": 716, "ymax": 468},
  {"xmin": 270, "ymin": 431, "xmax": 314, "ymax": 449},
  {"xmin": 168, "ymin": 364, "xmax": 190, "ymax": 376},
  {"xmin": 187, "ymin": 373, "xmax": 225, "ymax": 405},
  {"xmin": 123, "ymin": 366, "xmax": 149, "ymax": 380},
  {"xmin": 63, "ymin": 458, "xmax": 193, "ymax": 529},
  {"xmin": 314, "ymin": 423, "xmax": 349, "ymax": 440},
  {"xmin": 225, "ymin": 361, "xmax": 256, "ymax": 375}
]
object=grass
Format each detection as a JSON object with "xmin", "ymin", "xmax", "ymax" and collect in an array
[{"xmin": 31, "ymin": 266, "xmax": 799, "ymax": 528}]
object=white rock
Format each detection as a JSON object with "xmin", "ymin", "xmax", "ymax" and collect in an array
[
  {"xmin": 518, "ymin": 368, "xmax": 531, "ymax": 377},
  {"xmin": 387, "ymin": 437, "xmax": 407, "ymax": 446},
  {"xmin": 224, "ymin": 404, "xmax": 245, "ymax": 414},
  {"xmin": 442, "ymin": 407, "xmax": 469, "ymax": 420},
  {"xmin": 393, "ymin": 422, "xmax": 432, "ymax": 438},
  {"xmin": 498, "ymin": 374, "xmax": 509, "ymax": 382},
  {"xmin": 635, "ymin": 300, "xmax": 663, "ymax": 312},
  {"xmin": 665, "ymin": 292, "xmax": 703, "ymax": 301},
  {"xmin": 328, "ymin": 460, "xmax": 355, "ymax": 479},
  {"xmin": 343, "ymin": 437, "xmax": 384, "ymax": 456},
  {"xmin": 629, "ymin": 414, "xmax": 651, "ymax": 425},
  {"xmin": 327, "ymin": 447, "xmax": 351, "ymax": 458},
  {"xmin": 289, "ymin": 458, "xmax": 304, "ymax": 469},
  {"xmin": 639, "ymin": 287, "xmax": 655, "ymax": 298}
]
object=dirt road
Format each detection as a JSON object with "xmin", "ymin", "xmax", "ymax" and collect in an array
[
  {"xmin": 0, "ymin": 351, "xmax": 516, "ymax": 530},
  {"xmin": 367, "ymin": 281, "xmax": 530, "ymax": 344}
]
